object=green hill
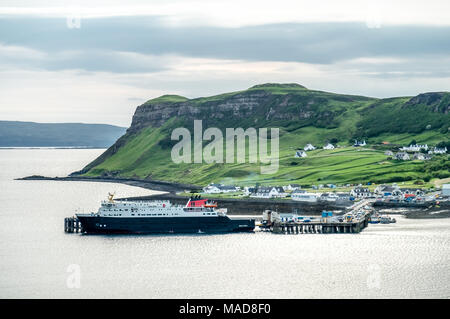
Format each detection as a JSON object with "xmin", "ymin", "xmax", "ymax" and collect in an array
[
  {"xmin": 74, "ymin": 84, "xmax": 450, "ymax": 186},
  {"xmin": 0, "ymin": 121, "xmax": 126, "ymax": 147}
]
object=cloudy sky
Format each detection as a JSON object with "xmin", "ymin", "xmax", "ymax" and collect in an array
[{"xmin": 1, "ymin": 0, "xmax": 449, "ymax": 126}]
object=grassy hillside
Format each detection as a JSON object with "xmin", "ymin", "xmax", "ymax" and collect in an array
[{"xmin": 78, "ymin": 84, "xmax": 449, "ymax": 186}]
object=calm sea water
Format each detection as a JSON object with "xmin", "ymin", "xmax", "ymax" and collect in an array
[{"xmin": 0, "ymin": 149, "xmax": 449, "ymax": 298}]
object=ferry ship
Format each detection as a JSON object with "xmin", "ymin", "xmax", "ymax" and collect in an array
[{"xmin": 76, "ymin": 194, "xmax": 255, "ymax": 234}]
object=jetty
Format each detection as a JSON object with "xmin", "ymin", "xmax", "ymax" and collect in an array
[
  {"xmin": 260, "ymin": 199, "xmax": 373, "ymax": 234},
  {"xmin": 269, "ymin": 217, "xmax": 370, "ymax": 234},
  {"xmin": 64, "ymin": 199, "xmax": 376, "ymax": 234}
]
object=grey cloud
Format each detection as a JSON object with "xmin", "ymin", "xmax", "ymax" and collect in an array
[
  {"xmin": 331, "ymin": 55, "xmax": 450, "ymax": 79},
  {"xmin": 0, "ymin": 16, "xmax": 449, "ymax": 73},
  {"xmin": 44, "ymin": 50, "xmax": 167, "ymax": 73},
  {"xmin": 0, "ymin": 46, "xmax": 168, "ymax": 73}
]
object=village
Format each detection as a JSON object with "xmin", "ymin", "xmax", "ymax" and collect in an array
[
  {"xmin": 201, "ymin": 181, "xmax": 450, "ymax": 204},
  {"xmin": 294, "ymin": 140, "xmax": 447, "ymax": 161},
  {"xmin": 199, "ymin": 140, "xmax": 449, "ymax": 205}
]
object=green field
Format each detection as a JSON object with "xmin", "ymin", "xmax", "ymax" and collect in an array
[
  {"xmin": 84, "ymin": 126, "xmax": 449, "ymax": 187},
  {"xmin": 80, "ymin": 84, "xmax": 450, "ymax": 187}
]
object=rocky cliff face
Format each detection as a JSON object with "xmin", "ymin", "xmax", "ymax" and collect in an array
[
  {"xmin": 76, "ymin": 83, "xmax": 449, "ymax": 181},
  {"xmin": 405, "ymin": 92, "xmax": 450, "ymax": 114},
  {"xmin": 128, "ymin": 84, "xmax": 368, "ymax": 134}
]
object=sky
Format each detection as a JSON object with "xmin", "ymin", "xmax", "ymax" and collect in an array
[{"xmin": 0, "ymin": 0, "xmax": 449, "ymax": 126}]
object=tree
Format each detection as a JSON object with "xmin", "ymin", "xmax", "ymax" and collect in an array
[
  {"xmin": 330, "ymin": 138, "xmax": 338, "ymax": 144},
  {"xmin": 436, "ymin": 141, "xmax": 450, "ymax": 149}
]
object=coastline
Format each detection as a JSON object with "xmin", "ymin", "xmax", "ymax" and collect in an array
[
  {"xmin": 17, "ymin": 175, "xmax": 351, "ymax": 215},
  {"xmin": 17, "ymin": 175, "xmax": 450, "ymax": 217},
  {"xmin": 16, "ymin": 175, "xmax": 199, "ymax": 194}
]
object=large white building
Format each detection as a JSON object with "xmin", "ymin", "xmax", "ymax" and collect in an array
[
  {"xmin": 350, "ymin": 187, "xmax": 372, "ymax": 198},
  {"xmin": 323, "ymin": 143, "xmax": 335, "ymax": 150},
  {"xmin": 429, "ymin": 147, "xmax": 447, "ymax": 154},
  {"xmin": 401, "ymin": 144, "xmax": 428, "ymax": 152},
  {"xmin": 250, "ymin": 186, "xmax": 288, "ymax": 198},
  {"xmin": 291, "ymin": 190, "xmax": 320, "ymax": 202},
  {"xmin": 202, "ymin": 183, "xmax": 238, "ymax": 194}
]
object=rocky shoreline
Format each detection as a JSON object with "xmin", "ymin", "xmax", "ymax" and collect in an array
[
  {"xmin": 16, "ymin": 175, "xmax": 200, "ymax": 194},
  {"xmin": 374, "ymin": 204, "xmax": 450, "ymax": 219}
]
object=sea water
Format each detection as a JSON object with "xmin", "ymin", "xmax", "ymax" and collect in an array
[{"xmin": 0, "ymin": 149, "xmax": 449, "ymax": 298}]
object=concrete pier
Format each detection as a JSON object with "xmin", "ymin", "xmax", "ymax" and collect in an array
[{"xmin": 269, "ymin": 210, "xmax": 371, "ymax": 234}]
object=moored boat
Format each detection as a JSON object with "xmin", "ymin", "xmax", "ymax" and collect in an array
[
  {"xmin": 76, "ymin": 194, "xmax": 255, "ymax": 234},
  {"xmin": 369, "ymin": 213, "xmax": 380, "ymax": 224}
]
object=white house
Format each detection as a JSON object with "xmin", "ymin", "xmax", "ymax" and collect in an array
[
  {"xmin": 401, "ymin": 144, "xmax": 428, "ymax": 152},
  {"xmin": 202, "ymin": 183, "xmax": 238, "ymax": 194},
  {"xmin": 283, "ymin": 184, "xmax": 301, "ymax": 192},
  {"xmin": 401, "ymin": 188, "xmax": 425, "ymax": 197},
  {"xmin": 384, "ymin": 150, "xmax": 394, "ymax": 156},
  {"xmin": 350, "ymin": 187, "xmax": 372, "ymax": 198},
  {"xmin": 304, "ymin": 144, "xmax": 316, "ymax": 151},
  {"xmin": 354, "ymin": 140, "xmax": 366, "ymax": 147},
  {"xmin": 375, "ymin": 184, "xmax": 402, "ymax": 197},
  {"xmin": 319, "ymin": 192, "xmax": 339, "ymax": 202},
  {"xmin": 323, "ymin": 143, "xmax": 335, "ymax": 150},
  {"xmin": 243, "ymin": 186, "xmax": 257, "ymax": 196},
  {"xmin": 291, "ymin": 190, "xmax": 319, "ymax": 202},
  {"xmin": 250, "ymin": 186, "xmax": 288, "ymax": 198},
  {"xmin": 429, "ymin": 147, "xmax": 447, "ymax": 154},
  {"xmin": 412, "ymin": 153, "xmax": 432, "ymax": 160},
  {"xmin": 395, "ymin": 152, "xmax": 410, "ymax": 160},
  {"xmin": 294, "ymin": 150, "xmax": 307, "ymax": 158},
  {"xmin": 336, "ymin": 193, "xmax": 351, "ymax": 201}
]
